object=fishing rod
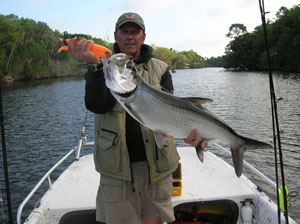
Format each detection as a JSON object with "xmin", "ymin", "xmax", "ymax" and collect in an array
[
  {"xmin": 258, "ymin": 0, "xmax": 289, "ymax": 223},
  {"xmin": 0, "ymin": 82, "xmax": 13, "ymax": 224}
]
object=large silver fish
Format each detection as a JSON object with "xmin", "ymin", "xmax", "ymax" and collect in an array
[{"xmin": 101, "ymin": 53, "xmax": 272, "ymax": 177}]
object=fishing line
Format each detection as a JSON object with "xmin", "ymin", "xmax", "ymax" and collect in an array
[
  {"xmin": 0, "ymin": 183, "xmax": 5, "ymax": 224},
  {"xmin": 258, "ymin": 0, "xmax": 289, "ymax": 223},
  {"xmin": 0, "ymin": 81, "xmax": 13, "ymax": 224}
]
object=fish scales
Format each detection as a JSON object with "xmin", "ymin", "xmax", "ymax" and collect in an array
[
  {"xmin": 124, "ymin": 79, "xmax": 240, "ymax": 145},
  {"xmin": 102, "ymin": 53, "xmax": 273, "ymax": 177}
]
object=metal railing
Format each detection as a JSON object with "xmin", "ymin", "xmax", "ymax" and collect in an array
[
  {"xmin": 16, "ymin": 136, "xmax": 94, "ymax": 224},
  {"xmin": 214, "ymin": 143, "xmax": 277, "ymax": 189}
]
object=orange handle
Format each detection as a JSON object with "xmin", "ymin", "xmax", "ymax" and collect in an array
[{"xmin": 58, "ymin": 38, "xmax": 112, "ymax": 58}]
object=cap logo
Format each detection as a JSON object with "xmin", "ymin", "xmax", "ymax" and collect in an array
[{"xmin": 125, "ymin": 14, "xmax": 135, "ymax": 19}]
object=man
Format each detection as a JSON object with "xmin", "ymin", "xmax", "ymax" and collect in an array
[{"xmin": 68, "ymin": 12, "xmax": 207, "ymax": 224}]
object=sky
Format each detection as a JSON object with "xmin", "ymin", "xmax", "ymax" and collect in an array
[{"xmin": 0, "ymin": 0, "xmax": 299, "ymax": 58}]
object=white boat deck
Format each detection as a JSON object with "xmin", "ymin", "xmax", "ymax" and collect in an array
[
  {"xmin": 23, "ymin": 146, "xmax": 296, "ymax": 224},
  {"xmin": 174, "ymin": 147, "xmax": 256, "ymax": 203},
  {"xmin": 42, "ymin": 154, "xmax": 99, "ymax": 210}
]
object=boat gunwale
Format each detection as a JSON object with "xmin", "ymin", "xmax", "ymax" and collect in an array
[{"xmin": 16, "ymin": 142, "xmax": 94, "ymax": 224}]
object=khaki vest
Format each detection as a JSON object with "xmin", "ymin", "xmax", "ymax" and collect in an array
[{"xmin": 94, "ymin": 58, "xmax": 180, "ymax": 183}]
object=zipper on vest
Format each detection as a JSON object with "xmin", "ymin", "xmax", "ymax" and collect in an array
[
  {"xmin": 155, "ymin": 144, "xmax": 159, "ymax": 161},
  {"xmin": 101, "ymin": 128, "xmax": 117, "ymax": 135}
]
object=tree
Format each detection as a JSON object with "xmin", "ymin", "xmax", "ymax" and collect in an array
[
  {"xmin": 205, "ymin": 56, "xmax": 224, "ymax": 67},
  {"xmin": 224, "ymin": 24, "xmax": 249, "ymax": 70},
  {"xmin": 152, "ymin": 46, "xmax": 177, "ymax": 68},
  {"xmin": 182, "ymin": 50, "xmax": 205, "ymax": 68},
  {"xmin": 172, "ymin": 53, "xmax": 188, "ymax": 69},
  {"xmin": 0, "ymin": 14, "xmax": 22, "ymax": 76},
  {"xmin": 224, "ymin": 5, "xmax": 300, "ymax": 72},
  {"xmin": 226, "ymin": 23, "xmax": 247, "ymax": 39}
]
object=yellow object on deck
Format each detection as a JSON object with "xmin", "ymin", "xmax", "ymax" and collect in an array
[{"xmin": 172, "ymin": 162, "xmax": 182, "ymax": 196}]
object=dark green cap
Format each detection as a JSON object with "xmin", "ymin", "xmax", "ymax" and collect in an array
[{"xmin": 115, "ymin": 12, "xmax": 145, "ymax": 31}]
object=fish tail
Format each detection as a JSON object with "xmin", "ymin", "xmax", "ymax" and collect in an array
[
  {"xmin": 241, "ymin": 136, "xmax": 273, "ymax": 150},
  {"xmin": 230, "ymin": 146, "xmax": 245, "ymax": 177},
  {"xmin": 230, "ymin": 136, "xmax": 272, "ymax": 177}
]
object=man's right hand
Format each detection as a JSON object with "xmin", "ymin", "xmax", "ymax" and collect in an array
[
  {"xmin": 184, "ymin": 129, "xmax": 208, "ymax": 149},
  {"xmin": 68, "ymin": 37, "xmax": 100, "ymax": 65}
]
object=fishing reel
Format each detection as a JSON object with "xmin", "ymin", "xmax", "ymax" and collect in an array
[{"xmin": 61, "ymin": 31, "xmax": 89, "ymax": 45}]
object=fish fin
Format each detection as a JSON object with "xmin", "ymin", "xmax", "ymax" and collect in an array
[
  {"xmin": 230, "ymin": 146, "xmax": 245, "ymax": 177},
  {"xmin": 181, "ymin": 97, "xmax": 213, "ymax": 105},
  {"xmin": 195, "ymin": 144, "xmax": 204, "ymax": 162},
  {"xmin": 241, "ymin": 136, "xmax": 273, "ymax": 150},
  {"xmin": 183, "ymin": 97, "xmax": 231, "ymax": 127},
  {"xmin": 154, "ymin": 132, "xmax": 169, "ymax": 149}
]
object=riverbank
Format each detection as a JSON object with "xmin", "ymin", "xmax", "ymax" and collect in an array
[{"xmin": 2, "ymin": 60, "xmax": 86, "ymax": 83}]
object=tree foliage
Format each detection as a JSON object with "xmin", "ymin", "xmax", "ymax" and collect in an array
[
  {"xmin": 0, "ymin": 14, "xmax": 112, "ymax": 81},
  {"xmin": 152, "ymin": 46, "xmax": 205, "ymax": 69},
  {"xmin": 226, "ymin": 23, "xmax": 247, "ymax": 39},
  {"xmin": 205, "ymin": 56, "xmax": 224, "ymax": 67},
  {"xmin": 1, "ymin": 5, "xmax": 298, "ymax": 81},
  {"xmin": 0, "ymin": 14, "xmax": 210, "ymax": 81},
  {"xmin": 224, "ymin": 5, "xmax": 300, "ymax": 72}
]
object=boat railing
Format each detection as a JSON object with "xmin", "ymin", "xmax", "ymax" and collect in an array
[
  {"xmin": 214, "ymin": 143, "xmax": 277, "ymax": 190},
  {"xmin": 17, "ymin": 141, "xmax": 278, "ymax": 224},
  {"xmin": 16, "ymin": 136, "xmax": 94, "ymax": 224}
]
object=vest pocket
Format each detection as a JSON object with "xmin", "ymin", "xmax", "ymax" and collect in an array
[
  {"xmin": 100, "ymin": 174, "xmax": 127, "ymax": 202},
  {"xmin": 148, "ymin": 174, "xmax": 173, "ymax": 200},
  {"xmin": 95, "ymin": 128, "xmax": 121, "ymax": 173},
  {"xmin": 99, "ymin": 128, "xmax": 118, "ymax": 150}
]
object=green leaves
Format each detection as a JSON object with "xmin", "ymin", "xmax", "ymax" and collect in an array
[
  {"xmin": 226, "ymin": 23, "xmax": 248, "ymax": 39},
  {"xmin": 152, "ymin": 46, "xmax": 205, "ymax": 69},
  {"xmin": 224, "ymin": 5, "xmax": 300, "ymax": 72},
  {"xmin": 0, "ymin": 13, "xmax": 112, "ymax": 81}
]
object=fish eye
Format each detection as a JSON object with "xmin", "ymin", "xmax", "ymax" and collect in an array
[{"xmin": 110, "ymin": 53, "xmax": 126, "ymax": 62}]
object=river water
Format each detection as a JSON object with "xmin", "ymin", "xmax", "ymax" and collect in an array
[{"xmin": 1, "ymin": 68, "xmax": 299, "ymax": 223}]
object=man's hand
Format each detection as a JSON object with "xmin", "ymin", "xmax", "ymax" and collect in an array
[
  {"xmin": 68, "ymin": 37, "xmax": 100, "ymax": 65},
  {"xmin": 184, "ymin": 129, "xmax": 208, "ymax": 150}
]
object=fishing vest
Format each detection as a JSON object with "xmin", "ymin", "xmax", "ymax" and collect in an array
[{"xmin": 94, "ymin": 58, "xmax": 180, "ymax": 183}]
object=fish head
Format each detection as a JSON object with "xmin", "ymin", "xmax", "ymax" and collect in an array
[{"xmin": 101, "ymin": 53, "xmax": 137, "ymax": 94}]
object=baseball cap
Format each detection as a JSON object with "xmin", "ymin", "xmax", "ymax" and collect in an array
[{"xmin": 115, "ymin": 12, "xmax": 145, "ymax": 31}]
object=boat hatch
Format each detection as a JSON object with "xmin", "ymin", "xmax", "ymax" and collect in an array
[
  {"xmin": 59, "ymin": 200, "xmax": 238, "ymax": 224},
  {"xmin": 173, "ymin": 200, "xmax": 239, "ymax": 224},
  {"xmin": 59, "ymin": 210, "xmax": 99, "ymax": 224}
]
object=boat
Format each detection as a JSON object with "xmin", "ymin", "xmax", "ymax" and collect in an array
[{"xmin": 17, "ymin": 134, "xmax": 297, "ymax": 224}]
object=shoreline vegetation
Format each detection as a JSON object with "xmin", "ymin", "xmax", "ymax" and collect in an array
[{"xmin": 0, "ymin": 5, "xmax": 299, "ymax": 83}]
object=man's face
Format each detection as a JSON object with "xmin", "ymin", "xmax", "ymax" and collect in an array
[{"xmin": 114, "ymin": 23, "xmax": 146, "ymax": 60}]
